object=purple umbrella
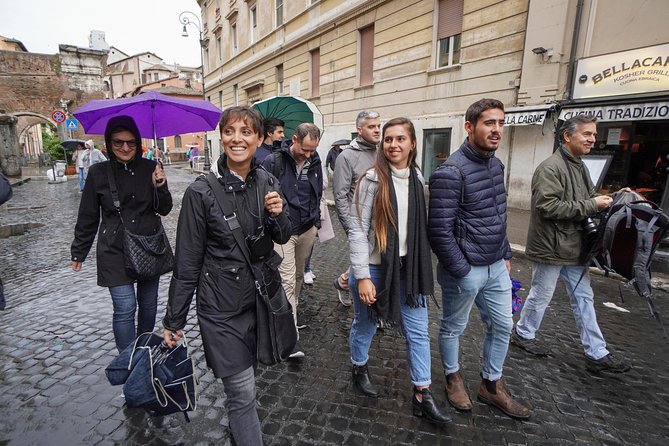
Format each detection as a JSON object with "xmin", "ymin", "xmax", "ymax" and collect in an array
[{"xmin": 73, "ymin": 91, "xmax": 222, "ymax": 140}]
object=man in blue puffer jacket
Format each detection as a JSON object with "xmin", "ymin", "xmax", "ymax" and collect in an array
[{"xmin": 428, "ymin": 98, "xmax": 530, "ymax": 420}]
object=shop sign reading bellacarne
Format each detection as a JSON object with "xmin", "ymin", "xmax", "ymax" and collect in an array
[{"xmin": 573, "ymin": 42, "xmax": 669, "ymax": 99}]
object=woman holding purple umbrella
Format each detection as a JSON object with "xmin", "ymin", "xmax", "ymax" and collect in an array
[{"xmin": 70, "ymin": 115, "xmax": 172, "ymax": 353}]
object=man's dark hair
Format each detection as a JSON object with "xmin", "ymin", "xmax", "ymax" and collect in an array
[
  {"xmin": 219, "ymin": 106, "xmax": 263, "ymax": 137},
  {"xmin": 559, "ymin": 115, "xmax": 598, "ymax": 142},
  {"xmin": 263, "ymin": 117, "xmax": 285, "ymax": 138},
  {"xmin": 465, "ymin": 98, "xmax": 505, "ymax": 126},
  {"xmin": 294, "ymin": 123, "xmax": 321, "ymax": 143}
]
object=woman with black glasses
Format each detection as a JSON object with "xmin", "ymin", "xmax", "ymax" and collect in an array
[{"xmin": 71, "ymin": 115, "xmax": 172, "ymax": 353}]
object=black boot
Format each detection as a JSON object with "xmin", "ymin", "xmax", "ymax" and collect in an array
[
  {"xmin": 412, "ymin": 387, "xmax": 452, "ymax": 425},
  {"xmin": 352, "ymin": 365, "xmax": 379, "ymax": 398}
]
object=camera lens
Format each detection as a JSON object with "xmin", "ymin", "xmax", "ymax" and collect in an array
[{"xmin": 582, "ymin": 218, "xmax": 597, "ymax": 236}]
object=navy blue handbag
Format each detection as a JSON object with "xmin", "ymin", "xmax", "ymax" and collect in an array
[{"xmin": 105, "ymin": 332, "xmax": 198, "ymax": 420}]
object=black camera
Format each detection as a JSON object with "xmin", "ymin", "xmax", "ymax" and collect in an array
[
  {"xmin": 246, "ymin": 227, "xmax": 273, "ymax": 262},
  {"xmin": 582, "ymin": 217, "xmax": 598, "ymax": 236}
]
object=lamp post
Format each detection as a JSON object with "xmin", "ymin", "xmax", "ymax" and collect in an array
[{"xmin": 179, "ymin": 10, "xmax": 211, "ymax": 171}]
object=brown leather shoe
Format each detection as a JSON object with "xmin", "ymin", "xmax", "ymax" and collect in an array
[
  {"xmin": 478, "ymin": 378, "xmax": 531, "ymax": 420},
  {"xmin": 445, "ymin": 372, "xmax": 472, "ymax": 411}
]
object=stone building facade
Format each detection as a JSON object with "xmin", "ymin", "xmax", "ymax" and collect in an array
[{"xmin": 197, "ymin": 0, "xmax": 669, "ymax": 209}]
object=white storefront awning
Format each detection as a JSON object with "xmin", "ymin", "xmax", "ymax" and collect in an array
[
  {"xmin": 504, "ymin": 105, "xmax": 551, "ymax": 126},
  {"xmin": 558, "ymin": 101, "xmax": 669, "ymax": 122}
]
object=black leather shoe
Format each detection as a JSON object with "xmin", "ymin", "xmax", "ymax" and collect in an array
[
  {"xmin": 412, "ymin": 387, "xmax": 452, "ymax": 425},
  {"xmin": 352, "ymin": 365, "xmax": 379, "ymax": 398}
]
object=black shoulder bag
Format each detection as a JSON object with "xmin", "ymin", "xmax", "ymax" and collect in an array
[
  {"xmin": 107, "ymin": 164, "xmax": 174, "ymax": 280},
  {"xmin": 205, "ymin": 172, "xmax": 296, "ymax": 365}
]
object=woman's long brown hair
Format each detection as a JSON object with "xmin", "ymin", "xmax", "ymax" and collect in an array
[{"xmin": 355, "ymin": 117, "xmax": 417, "ymax": 253}]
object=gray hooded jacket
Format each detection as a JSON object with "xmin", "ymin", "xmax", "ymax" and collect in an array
[{"xmin": 332, "ymin": 136, "xmax": 377, "ymax": 234}]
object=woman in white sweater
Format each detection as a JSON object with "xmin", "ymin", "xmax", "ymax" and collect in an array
[{"xmin": 348, "ymin": 117, "xmax": 450, "ymax": 425}]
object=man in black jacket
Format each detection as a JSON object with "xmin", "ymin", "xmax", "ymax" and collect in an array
[
  {"xmin": 255, "ymin": 117, "xmax": 285, "ymax": 162},
  {"xmin": 263, "ymin": 123, "xmax": 322, "ymax": 358}
]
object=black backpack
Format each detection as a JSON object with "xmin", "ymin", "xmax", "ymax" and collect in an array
[{"xmin": 587, "ymin": 192, "xmax": 669, "ymax": 333}]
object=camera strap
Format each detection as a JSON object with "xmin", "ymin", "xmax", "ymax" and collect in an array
[{"xmin": 206, "ymin": 173, "xmax": 258, "ymax": 278}]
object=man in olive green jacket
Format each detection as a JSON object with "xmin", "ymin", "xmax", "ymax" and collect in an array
[{"xmin": 511, "ymin": 115, "xmax": 631, "ymax": 374}]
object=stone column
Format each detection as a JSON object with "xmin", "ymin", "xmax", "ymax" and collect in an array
[{"xmin": 0, "ymin": 115, "xmax": 20, "ymax": 177}]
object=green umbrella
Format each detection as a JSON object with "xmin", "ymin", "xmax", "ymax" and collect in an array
[{"xmin": 252, "ymin": 96, "xmax": 323, "ymax": 139}]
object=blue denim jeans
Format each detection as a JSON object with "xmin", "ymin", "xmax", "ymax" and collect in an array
[
  {"xmin": 515, "ymin": 263, "xmax": 609, "ymax": 360},
  {"xmin": 78, "ymin": 167, "xmax": 86, "ymax": 191},
  {"xmin": 221, "ymin": 366, "xmax": 262, "ymax": 446},
  {"xmin": 349, "ymin": 264, "xmax": 432, "ymax": 387},
  {"xmin": 438, "ymin": 259, "xmax": 513, "ymax": 381},
  {"xmin": 108, "ymin": 278, "xmax": 160, "ymax": 353}
]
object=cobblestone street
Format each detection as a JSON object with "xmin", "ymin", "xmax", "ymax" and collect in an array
[{"xmin": 1, "ymin": 164, "xmax": 669, "ymax": 445}]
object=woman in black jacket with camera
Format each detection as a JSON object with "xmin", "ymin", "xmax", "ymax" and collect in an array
[
  {"xmin": 71, "ymin": 115, "xmax": 172, "ymax": 353},
  {"xmin": 163, "ymin": 106, "xmax": 291, "ymax": 446}
]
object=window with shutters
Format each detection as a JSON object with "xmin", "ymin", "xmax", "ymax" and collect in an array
[
  {"xmin": 249, "ymin": 4, "xmax": 258, "ymax": 43},
  {"xmin": 275, "ymin": 0, "xmax": 283, "ymax": 27},
  {"xmin": 436, "ymin": 0, "xmax": 463, "ymax": 68},
  {"xmin": 231, "ymin": 22, "xmax": 238, "ymax": 54},
  {"xmin": 310, "ymin": 49, "xmax": 320, "ymax": 97},
  {"xmin": 358, "ymin": 25, "xmax": 375, "ymax": 86},
  {"xmin": 276, "ymin": 64, "xmax": 284, "ymax": 95}
]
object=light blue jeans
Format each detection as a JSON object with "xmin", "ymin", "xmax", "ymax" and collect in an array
[
  {"xmin": 438, "ymin": 259, "xmax": 512, "ymax": 381},
  {"xmin": 221, "ymin": 366, "xmax": 262, "ymax": 446},
  {"xmin": 515, "ymin": 263, "xmax": 609, "ymax": 360},
  {"xmin": 108, "ymin": 278, "xmax": 160, "ymax": 353},
  {"xmin": 78, "ymin": 167, "xmax": 86, "ymax": 191},
  {"xmin": 349, "ymin": 264, "xmax": 432, "ymax": 387}
]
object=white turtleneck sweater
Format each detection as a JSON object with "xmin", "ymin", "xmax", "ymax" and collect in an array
[{"xmin": 369, "ymin": 165, "xmax": 410, "ymax": 264}]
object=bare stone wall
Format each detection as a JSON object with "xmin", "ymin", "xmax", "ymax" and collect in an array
[{"xmin": 0, "ymin": 47, "xmax": 106, "ymax": 176}]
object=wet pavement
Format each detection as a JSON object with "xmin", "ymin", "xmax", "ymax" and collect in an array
[{"xmin": 1, "ymin": 164, "xmax": 669, "ymax": 445}]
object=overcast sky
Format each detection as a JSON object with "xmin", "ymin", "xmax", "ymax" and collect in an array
[{"xmin": 1, "ymin": 0, "xmax": 204, "ymax": 67}]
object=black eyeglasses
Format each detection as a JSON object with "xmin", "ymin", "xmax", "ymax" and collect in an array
[{"xmin": 111, "ymin": 139, "xmax": 137, "ymax": 149}]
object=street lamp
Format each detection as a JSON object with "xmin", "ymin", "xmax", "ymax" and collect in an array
[{"xmin": 179, "ymin": 10, "xmax": 211, "ymax": 171}]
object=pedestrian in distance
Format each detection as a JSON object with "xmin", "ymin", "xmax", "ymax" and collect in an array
[
  {"xmin": 428, "ymin": 98, "xmax": 531, "ymax": 420},
  {"xmin": 325, "ymin": 141, "xmax": 346, "ymax": 177},
  {"xmin": 71, "ymin": 115, "xmax": 172, "ymax": 353},
  {"xmin": 72, "ymin": 142, "xmax": 87, "ymax": 192},
  {"xmin": 255, "ymin": 117, "xmax": 285, "ymax": 162},
  {"xmin": 162, "ymin": 106, "xmax": 291, "ymax": 446},
  {"xmin": 332, "ymin": 111, "xmax": 381, "ymax": 307},
  {"xmin": 263, "ymin": 123, "xmax": 323, "ymax": 358},
  {"xmin": 511, "ymin": 114, "xmax": 631, "ymax": 374},
  {"xmin": 348, "ymin": 117, "xmax": 451, "ymax": 425},
  {"xmin": 82, "ymin": 139, "xmax": 107, "ymax": 177}
]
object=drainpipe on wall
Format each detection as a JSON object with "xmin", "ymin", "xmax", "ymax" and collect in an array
[{"xmin": 564, "ymin": 0, "xmax": 585, "ymax": 101}]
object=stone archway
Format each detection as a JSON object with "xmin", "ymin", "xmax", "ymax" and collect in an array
[{"xmin": 0, "ymin": 112, "xmax": 54, "ymax": 176}]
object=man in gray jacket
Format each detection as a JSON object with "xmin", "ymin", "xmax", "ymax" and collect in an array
[
  {"xmin": 332, "ymin": 110, "xmax": 380, "ymax": 306},
  {"xmin": 511, "ymin": 115, "xmax": 630, "ymax": 374}
]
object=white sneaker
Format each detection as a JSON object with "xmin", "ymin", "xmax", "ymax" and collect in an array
[{"xmin": 303, "ymin": 271, "xmax": 314, "ymax": 285}]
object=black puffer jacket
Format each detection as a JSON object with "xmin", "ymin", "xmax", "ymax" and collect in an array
[
  {"xmin": 428, "ymin": 139, "xmax": 511, "ymax": 278},
  {"xmin": 71, "ymin": 116, "xmax": 173, "ymax": 287},
  {"xmin": 163, "ymin": 156, "xmax": 291, "ymax": 378}
]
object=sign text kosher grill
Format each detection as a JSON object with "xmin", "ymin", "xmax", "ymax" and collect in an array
[{"xmin": 573, "ymin": 43, "xmax": 669, "ymax": 99}]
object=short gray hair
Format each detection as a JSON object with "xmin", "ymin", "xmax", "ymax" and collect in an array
[
  {"xmin": 356, "ymin": 110, "xmax": 380, "ymax": 128},
  {"xmin": 294, "ymin": 123, "xmax": 321, "ymax": 143},
  {"xmin": 560, "ymin": 115, "xmax": 597, "ymax": 142}
]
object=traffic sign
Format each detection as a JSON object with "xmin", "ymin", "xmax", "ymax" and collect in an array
[
  {"xmin": 51, "ymin": 110, "xmax": 66, "ymax": 124},
  {"xmin": 66, "ymin": 119, "xmax": 79, "ymax": 130}
]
